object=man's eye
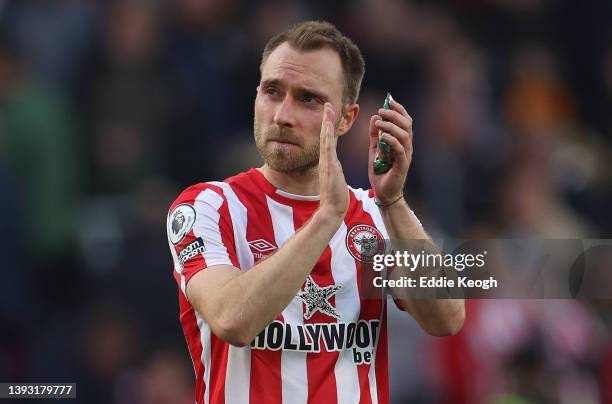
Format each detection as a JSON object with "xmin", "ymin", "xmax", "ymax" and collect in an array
[
  {"xmin": 301, "ymin": 95, "xmax": 317, "ymax": 103},
  {"xmin": 264, "ymin": 87, "xmax": 278, "ymax": 95}
]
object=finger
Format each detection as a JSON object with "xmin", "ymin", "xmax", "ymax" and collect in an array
[
  {"xmin": 320, "ymin": 103, "xmax": 335, "ymax": 144},
  {"xmin": 320, "ymin": 106, "xmax": 329, "ymax": 171},
  {"xmin": 379, "ymin": 105, "xmax": 414, "ymax": 145},
  {"xmin": 326, "ymin": 104, "xmax": 337, "ymax": 147},
  {"xmin": 324, "ymin": 102, "xmax": 336, "ymax": 128},
  {"xmin": 389, "ymin": 98, "xmax": 415, "ymax": 141},
  {"xmin": 369, "ymin": 114, "xmax": 382, "ymax": 143},
  {"xmin": 389, "ymin": 98, "xmax": 412, "ymax": 121},
  {"xmin": 368, "ymin": 114, "xmax": 381, "ymax": 149},
  {"xmin": 378, "ymin": 108, "xmax": 413, "ymax": 134},
  {"xmin": 368, "ymin": 115, "xmax": 382, "ymax": 168},
  {"xmin": 321, "ymin": 103, "xmax": 332, "ymax": 137},
  {"xmin": 321, "ymin": 103, "xmax": 339, "ymax": 159},
  {"xmin": 375, "ymin": 120, "xmax": 411, "ymax": 153},
  {"xmin": 326, "ymin": 119, "xmax": 338, "ymax": 158},
  {"xmin": 380, "ymin": 132, "xmax": 410, "ymax": 171}
]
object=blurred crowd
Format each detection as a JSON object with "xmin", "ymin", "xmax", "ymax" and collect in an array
[{"xmin": 0, "ymin": 0, "xmax": 611, "ymax": 403}]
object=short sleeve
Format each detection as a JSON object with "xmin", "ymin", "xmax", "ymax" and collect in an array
[{"xmin": 167, "ymin": 184, "xmax": 238, "ymax": 297}]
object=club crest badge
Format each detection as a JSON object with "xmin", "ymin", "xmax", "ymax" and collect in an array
[
  {"xmin": 168, "ymin": 204, "xmax": 196, "ymax": 245},
  {"xmin": 346, "ymin": 224, "xmax": 385, "ymax": 263}
]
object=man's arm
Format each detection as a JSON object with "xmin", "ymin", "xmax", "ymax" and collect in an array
[
  {"xmin": 185, "ymin": 103, "xmax": 348, "ymax": 346},
  {"xmin": 187, "ymin": 210, "xmax": 340, "ymax": 347},
  {"xmin": 378, "ymin": 200, "xmax": 465, "ymax": 336},
  {"xmin": 368, "ymin": 97, "xmax": 465, "ymax": 337}
]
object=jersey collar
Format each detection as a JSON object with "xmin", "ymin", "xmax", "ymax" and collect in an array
[{"xmin": 247, "ymin": 168, "xmax": 321, "ymax": 207}]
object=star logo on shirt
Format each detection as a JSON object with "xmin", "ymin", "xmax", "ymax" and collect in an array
[{"xmin": 297, "ymin": 276, "xmax": 342, "ymax": 320}]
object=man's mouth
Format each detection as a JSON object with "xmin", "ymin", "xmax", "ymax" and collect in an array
[{"xmin": 269, "ymin": 139, "xmax": 299, "ymax": 146}]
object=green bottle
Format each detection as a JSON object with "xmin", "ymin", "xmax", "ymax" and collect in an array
[{"xmin": 373, "ymin": 93, "xmax": 393, "ymax": 174}]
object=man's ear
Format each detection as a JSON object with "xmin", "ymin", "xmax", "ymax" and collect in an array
[{"xmin": 337, "ymin": 103, "xmax": 360, "ymax": 136}]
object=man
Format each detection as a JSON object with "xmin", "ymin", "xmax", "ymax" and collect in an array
[{"xmin": 167, "ymin": 21, "xmax": 465, "ymax": 404}]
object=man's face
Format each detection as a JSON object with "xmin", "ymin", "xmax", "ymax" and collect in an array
[{"xmin": 254, "ymin": 42, "xmax": 344, "ymax": 173}]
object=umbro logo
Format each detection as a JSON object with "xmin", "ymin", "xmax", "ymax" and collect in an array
[
  {"xmin": 248, "ymin": 239, "xmax": 277, "ymax": 253},
  {"xmin": 248, "ymin": 239, "xmax": 277, "ymax": 261}
]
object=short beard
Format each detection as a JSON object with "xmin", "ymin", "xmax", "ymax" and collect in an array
[{"xmin": 254, "ymin": 119, "xmax": 319, "ymax": 173}]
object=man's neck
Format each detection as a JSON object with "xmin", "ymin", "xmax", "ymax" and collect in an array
[{"xmin": 258, "ymin": 164, "xmax": 320, "ymax": 196}]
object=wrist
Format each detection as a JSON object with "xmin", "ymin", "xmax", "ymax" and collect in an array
[
  {"xmin": 312, "ymin": 207, "xmax": 344, "ymax": 230},
  {"xmin": 374, "ymin": 193, "xmax": 404, "ymax": 207}
]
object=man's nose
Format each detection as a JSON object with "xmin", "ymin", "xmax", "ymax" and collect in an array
[{"xmin": 273, "ymin": 96, "xmax": 296, "ymax": 127}]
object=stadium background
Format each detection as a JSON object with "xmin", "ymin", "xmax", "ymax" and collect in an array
[{"xmin": 1, "ymin": 0, "xmax": 611, "ymax": 402}]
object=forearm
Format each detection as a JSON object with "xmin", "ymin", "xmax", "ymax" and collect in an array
[
  {"xmin": 213, "ymin": 209, "xmax": 342, "ymax": 344},
  {"xmin": 379, "ymin": 199, "xmax": 465, "ymax": 336}
]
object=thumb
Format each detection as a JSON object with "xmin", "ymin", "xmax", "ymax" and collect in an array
[{"xmin": 368, "ymin": 115, "xmax": 381, "ymax": 166}]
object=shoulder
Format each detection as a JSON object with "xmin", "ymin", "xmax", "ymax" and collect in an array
[
  {"xmin": 168, "ymin": 182, "xmax": 225, "ymax": 213},
  {"xmin": 166, "ymin": 183, "xmax": 221, "ymax": 245},
  {"xmin": 168, "ymin": 170, "xmax": 253, "ymax": 212},
  {"xmin": 167, "ymin": 170, "xmax": 258, "ymax": 231}
]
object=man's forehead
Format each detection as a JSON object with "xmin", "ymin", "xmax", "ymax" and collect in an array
[{"xmin": 261, "ymin": 43, "xmax": 343, "ymax": 93}]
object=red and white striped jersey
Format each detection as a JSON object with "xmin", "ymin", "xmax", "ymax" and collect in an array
[{"xmin": 167, "ymin": 168, "xmax": 392, "ymax": 404}]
